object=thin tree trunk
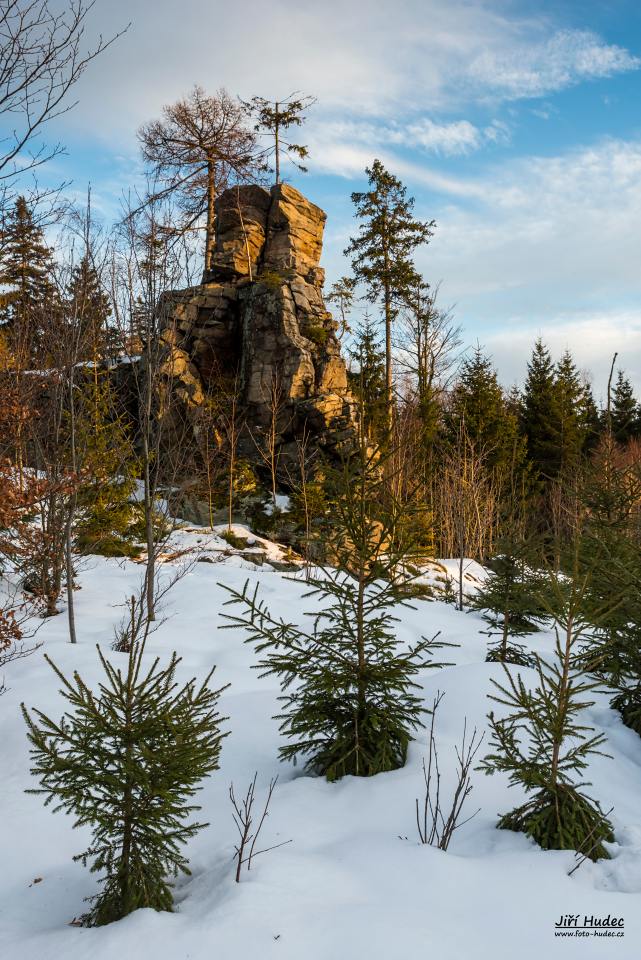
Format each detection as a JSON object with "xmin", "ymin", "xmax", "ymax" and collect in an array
[
  {"xmin": 236, "ymin": 185, "xmax": 253, "ymax": 281},
  {"xmin": 119, "ymin": 642, "xmax": 135, "ymax": 912},
  {"xmin": 274, "ymin": 104, "xmax": 280, "ymax": 185},
  {"xmin": 65, "ymin": 364, "xmax": 78, "ymax": 644},
  {"xmin": 205, "ymin": 157, "xmax": 216, "ymax": 274},
  {"xmin": 502, "ymin": 608, "xmax": 509, "ymax": 660},
  {"xmin": 144, "ymin": 440, "xmax": 156, "ymax": 622},
  {"xmin": 383, "ymin": 243, "xmax": 393, "ymax": 441},
  {"xmin": 64, "ymin": 509, "xmax": 77, "ymax": 643},
  {"xmin": 550, "ymin": 615, "xmax": 573, "ymax": 790}
]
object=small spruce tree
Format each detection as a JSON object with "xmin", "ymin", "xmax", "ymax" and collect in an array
[
  {"xmin": 471, "ymin": 535, "xmax": 542, "ymax": 666},
  {"xmin": 72, "ymin": 370, "xmax": 141, "ymax": 558},
  {"xmin": 579, "ymin": 437, "xmax": 641, "ymax": 735},
  {"xmin": 22, "ymin": 636, "xmax": 228, "ymax": 925},
  {"xmin": 221, "ymin": 433, "xmax": 450, "ymax": 780},
  {"xmin": 480, "ymin": 555, "xmax": 615, "ymax": 860}
]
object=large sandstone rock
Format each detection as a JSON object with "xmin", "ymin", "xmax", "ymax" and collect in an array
[{"xmin": 157, "ymin": 183, "xmax": 358, "ymax": 482}]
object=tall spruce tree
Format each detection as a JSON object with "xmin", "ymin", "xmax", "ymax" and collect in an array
[
  {"xmin": 345, "ymin": 160, "xmax": 435, "ymax": 437},
  {"xmin": 0, "ymin": 196, "xmax": 58, "ymax": 364},
  {"xmin": 480, "ymin": 552, "xmax": 615, "ymax": 860},
  {"xmin": 22, "ymin": 637, "xmax": 228, "ymax": 925},
  {"xmin": 448, "ymin": 346, "xmax": 527, "ymax": 484},
  {"xmin": 521, "ymin": 339, "xmax": 561, "ymax": 482},
  {"xmin": 220, "ymin": 433, "xmax": 450, "ymax": 781},
  {"xmin": 610, "ymin": 371, "xmax": 640, "ymax": 445},
  {"xmin": 554, "ymin": 350, "xmax": 592, "ymax": 474}
]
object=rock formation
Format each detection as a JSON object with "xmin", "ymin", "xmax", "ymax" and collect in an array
[{"xmin": 158, "ymin": 182, "xmax": 358, "ymax": 482}]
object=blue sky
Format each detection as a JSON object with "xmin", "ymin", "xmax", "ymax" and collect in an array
[{"xmin": 31, "ymin": 0, "xmax": 641, "ymax": 397}]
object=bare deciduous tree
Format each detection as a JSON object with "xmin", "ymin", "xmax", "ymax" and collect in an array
[
  {"xmin": 435, "ymin": 423, "xmax": 498, "ymax": 608},
  {"xmin": 394, "ymin": 281, "xmax": 461, "ymax": 453},
  {"xmin": 0, "ymin": 0, "xmax": 125, "ymax": 216},
  {"xmin": 415, "ymin": 692, "xmax": 483, "ymax": 850},
  {"xmin": 250, "ymin": 372, "xmax": 290, "ymax": 507},
  {"xmin": 138, "ymin": 87, "xmax": 264, "ymax": 273},
  {"xmin": 229, "ymin": 773, "xmax": 291, "ymax": 882},
  {"xmin": 110, "ymin": 189, "xmax": 193, "ymax": 622}
]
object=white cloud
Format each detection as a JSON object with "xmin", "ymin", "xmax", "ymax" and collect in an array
[
  {"xmin": 390, "ymin": 138, "xmax": 641, "ymax": 392},
  {"xmin": 51, "ymin": 1, "xmax": 639, "ymax": 142},
  {"xmin": 404, "ymin": 118, "xmax": 482, "ymax": 154},
  {"xmin": 303, "ymin": 115, "xmax": 504, "ymax": 172},
  {"xmin": 468, "ymin": 29, "xmax": 639, "ymax": 101}
]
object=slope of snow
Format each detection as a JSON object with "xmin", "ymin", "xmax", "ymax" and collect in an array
[{"xmin": 1, "ymin": 525, "xmax": 641, "ymax": 959}]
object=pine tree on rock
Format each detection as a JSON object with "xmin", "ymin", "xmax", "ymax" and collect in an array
[
  {"xmin": 22, "ymin": 637, "xmax": 228, "ymax": 925},
  {"xmin": 0, "ymin": 196, "xmax": 58, "ymax": 364},
  {"xmin": 345, "ymin": 160, "xmax": 435, "ymax": 437},
  {"xmin": 221, "ymin": 434, "xmax": 450, "ymax": 781},
  {"xmin": 480, "ymin": 556, "xmax": 615, "ymax": 860},
  {"xmin": 242, "ymin": 92, "xmax": 316, "ymax": 184}
]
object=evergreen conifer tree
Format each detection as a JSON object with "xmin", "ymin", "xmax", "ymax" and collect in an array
[
  {"xmin": 480, "ymin": 553, "xmax": 615, "ymax": 860},
  {"xmin": 242, "ymin": 93, "xmax": 315, "ymax": 184},
  {"xmin": 554, "ymin": 350, "xmax": 592, "ymax": 474},
  {"xmin": 0, "ymin": 196, "xmax": 58, "ymax": 364},
  {"xmin": 449, "ymin": 348, "xmax": 502, "ymax": 437},
  {"xmin": 345, "ymin": 160, "xmax": 435, "ymax": 436},
  {"xmin": 470, "ymin": 533, "xmax": 542, "ymax": 665},
  {"xmin": 221, "ymin": 433, "xmax": 450, "ymax": 780},
  {"xmin": 348, "ymin": 314, "xmax": 388, "ymax": 443},
  {"xmin": 610, "ymin": 371, "xmax": 640, "ymax": 444},
  {"xmin": 521, "ymin": 339, "xmax": 561, "ymax": 481},
  {"xmin": 579, "ymin": 436, "xmax": 641, "ymax": 734},
  {"xmin": 73, "ymin": 370, "xmax": 141, "ymax": 557},
  {"xmin": 448, "ymin": 346, "xmax": 527, "ymax": 483},
  {"xmin": 22, "ymin": 636, "xmax": 227, "ymax": 925},
  {"xmin": 66, "ymin": 255, "xmax": 112, "ymax": 360}
]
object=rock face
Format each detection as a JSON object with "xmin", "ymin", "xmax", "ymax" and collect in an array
[{"xmin": 158, "ymin": 183, "xmax": 358, "ymax": 481}]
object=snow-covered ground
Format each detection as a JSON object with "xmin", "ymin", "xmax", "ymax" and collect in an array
[{"xmin": 2, "ymin": 524, "xmax": 641, "ymax": 959}]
